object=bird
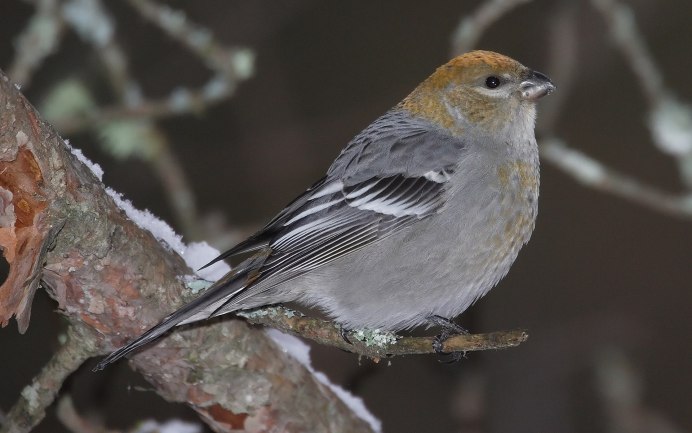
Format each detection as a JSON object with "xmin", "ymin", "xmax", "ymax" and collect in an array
[{"xmin": 94, "ymin": 50, "xmax": 554, "ymax": 371}]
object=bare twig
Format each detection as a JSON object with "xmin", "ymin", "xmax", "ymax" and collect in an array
[
  {"xmin": 126, "ymin": 0, "xmax": 254, "ymax": 80},
  {"xmin": 49, "ymin": 81, "xmax": 242, "ymax": 134},
  {"xmin": 541, "ymin": 138, "xmax": 692, "ymax": 219},
  {"xmin": 241, "ymin": 307, "xmax": 528, "ymax": 360},
  {"xmin": 450, "ymin": 0, "xmax": 532, "ymax": 56},
  {"xmin": 0, "ymin": 326, "xmax": 96, "ymax": 433}
]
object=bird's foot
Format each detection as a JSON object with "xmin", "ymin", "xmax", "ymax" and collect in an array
[
  {"xmin": 338, "ymin": 325, "xmax": 353, "ymax": 344},
  {"xmin": 427, "ymin": 315, "xmax": 469, "ymax": 363}
]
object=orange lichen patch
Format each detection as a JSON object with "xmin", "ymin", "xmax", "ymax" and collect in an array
[{"xmin": 0, "ymin": 145, "xmax": 49, "ymax": 332}]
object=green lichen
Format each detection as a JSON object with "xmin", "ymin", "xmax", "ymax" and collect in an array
[
  {"xmin": 236, "ymin": 306, "xmax": 303, "ymax": 319},
  {"xmin": 20, "ymin": 383, "xmax": 40, "ymax": 410},
  {"xmin": 185, "ymin": 278, "xmax": 212, "ymax": 294},
  {"xmin": 351, "ymin": 328, "xmax": 399, "ymax": 348}
]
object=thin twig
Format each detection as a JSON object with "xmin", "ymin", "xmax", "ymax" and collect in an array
[
  {"xmin": 126, "ymin": 0, "xmax": 254, "ymax": 80},
  {"xmin": 541, "ymin": 138, "xmax": 692, "ymax": 219},
  {"xmin": 240, "ymin": 307, "xmax": 528, "ymax": 360},
  {"xmin": 49, "ymin": 80, "xmax": 242, "ymax": 134},
  {"xmin": 0, "ymin": 326, "xmax": 96, "ymax": 433}
]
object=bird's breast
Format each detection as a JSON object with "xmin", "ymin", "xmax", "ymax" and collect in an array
[{"xmin": 489, "ymin": 158, "xmax": 539, "ymax": 250}]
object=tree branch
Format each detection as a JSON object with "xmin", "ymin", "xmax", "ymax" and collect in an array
[{"xmin": 241, "ymin": 307, "xmax": 528, "ymax": 360}]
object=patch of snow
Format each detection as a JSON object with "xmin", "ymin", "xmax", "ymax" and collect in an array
[
  {"xmin": 182, "ymin": 241, "xmax": 231, "ymax": 280},
  {"xmin": 105, "ymin": 187, "xmax": 185, "ymax": 255},
  {"xmin": 66, "ymin": 140, "xmax": 104, "ymax": 181}
]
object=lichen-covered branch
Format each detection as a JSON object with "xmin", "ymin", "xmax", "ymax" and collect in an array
[{"xmin": 241, "ymin": 307, "xmax": 528, "ymax": 360}]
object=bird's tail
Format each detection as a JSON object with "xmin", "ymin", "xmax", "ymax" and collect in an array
[{"xmin": 92, "ymin": 267, "xmax": 252, "ymax": 372}]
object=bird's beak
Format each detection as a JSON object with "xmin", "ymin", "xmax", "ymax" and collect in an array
[{"xmin": 520, "ymin": 70, "xmax": 555, "ymax": 101}]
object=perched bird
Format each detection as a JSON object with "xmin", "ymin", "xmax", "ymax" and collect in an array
[{"xmin": 94, "ymin": 50, "xmax": 554, "ymax": 370}]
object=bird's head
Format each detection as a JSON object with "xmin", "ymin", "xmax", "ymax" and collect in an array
[{"xmin": 400, "ymin": 50, "xmax": 555, "ymax": 137}]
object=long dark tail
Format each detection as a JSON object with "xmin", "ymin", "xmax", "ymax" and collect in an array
[{"xmin": 93, "ymin": 269, "xmax": 250, "ymax": 371}]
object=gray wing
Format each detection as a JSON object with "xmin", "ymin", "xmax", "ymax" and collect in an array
[
  {"xmin": 212, "ymin": 109, "xmax": 468, "ymax": 310},
  {"xmin": 327, "ymin": 109, "xmax": 467, "ymax": 182}
]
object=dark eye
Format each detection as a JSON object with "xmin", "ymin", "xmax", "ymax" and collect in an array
[{"xmin": 485, "ymin": 76, "xmax": 501, "ymax": 89}]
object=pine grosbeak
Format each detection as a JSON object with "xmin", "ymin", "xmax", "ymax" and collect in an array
[{"xmin": 95, "ymin": 50, "xmax": 554, "ymax": 370}]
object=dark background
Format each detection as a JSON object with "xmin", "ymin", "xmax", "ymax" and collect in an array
[{"xmin": 1, "ymin": 1, "xmax": 691, "ymax": 432}]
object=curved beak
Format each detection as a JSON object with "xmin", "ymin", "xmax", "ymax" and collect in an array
[{"xmin": 520, "ymin": 70, "xmax": 555, "ymax": 101}]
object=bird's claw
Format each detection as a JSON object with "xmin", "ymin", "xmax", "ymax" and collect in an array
[
  {"xmin": 339, "ymin": 326, "xmax": 353, "ymax": 344},
  {"xmin": 428, "ymin": 315, "xmax": 468, "ymax": 363}
]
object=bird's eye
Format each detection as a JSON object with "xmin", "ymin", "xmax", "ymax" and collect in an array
[{"xmin": 485, "ymin": 76, "xmax": 501, "ymax": 89}]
